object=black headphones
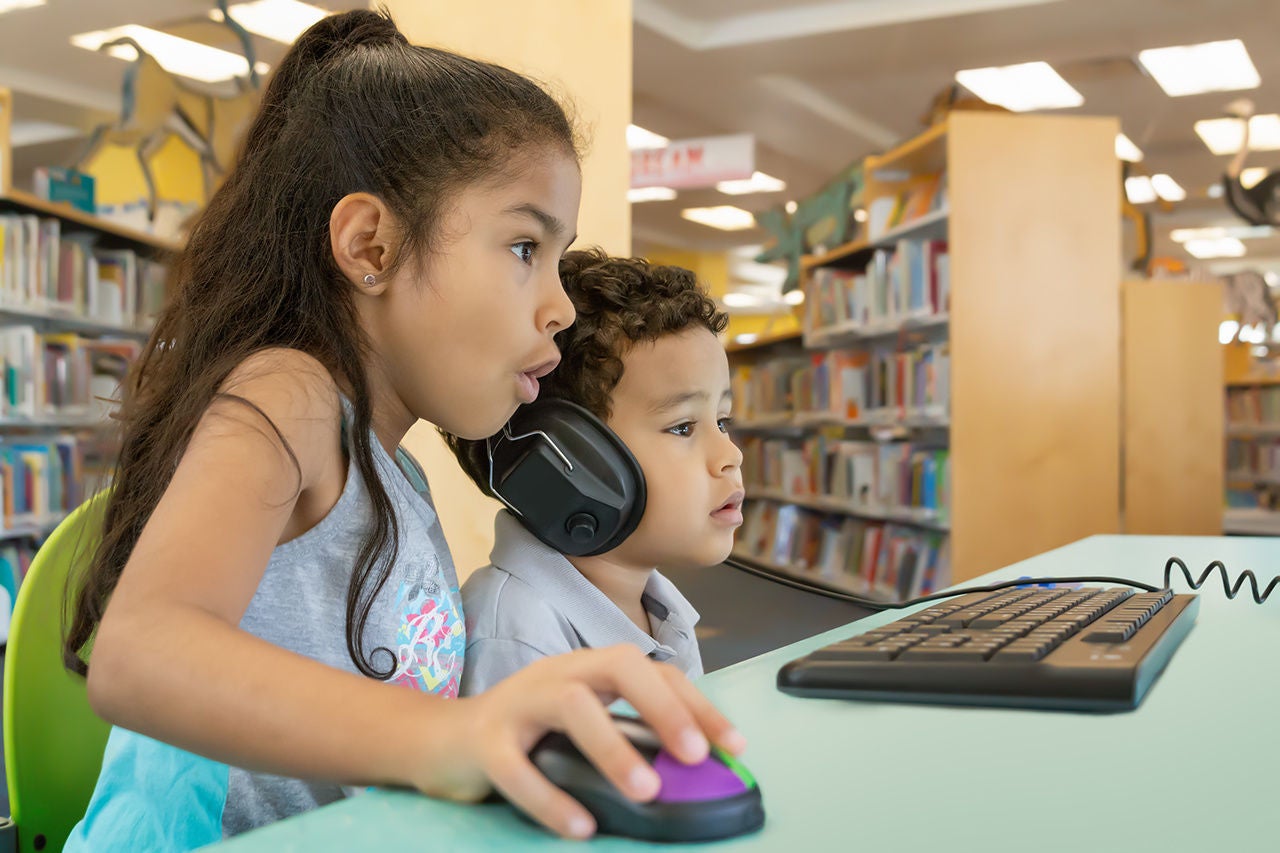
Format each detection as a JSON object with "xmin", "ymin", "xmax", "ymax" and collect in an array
[{"xmin": 486, "ymin": 398, "xmax": 647, "ymax": 556}]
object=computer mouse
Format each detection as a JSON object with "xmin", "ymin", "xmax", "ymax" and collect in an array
[{"xmin": 525, "ymin": 714, "xmax": 765, "ymax": 842}]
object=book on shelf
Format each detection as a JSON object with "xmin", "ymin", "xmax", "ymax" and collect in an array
[
  {"xmin": 737, "ymin": 498, "xmax": 950, "ymax": 600},
  {"xmin": 805, "ymin": 238, "xmax": 949, "ymax": 338},
  {"xmin": 1226, "ymin": 386, "xmax": 1280, "ymax": 427},
  {"xmin": 747, "ymin": 343, "xmax": 949, "ymax": 425},
  {"xmin": 732, "ymin": 357, "xmax": 809, "ymax": 423},
  {"xmin": 0, "ymin": 430, "xmax": 115, "ymax": 624},
  {"xmin": 903, "ymin": 173, "xmax": 943, "ymax": 221},
  {"xmin": 866, "ymin": 195, "xmax": 897, "ymax": 242},
  {"xmin": 1225, "ymin": 416, "xmax": 1280, "ymax": 512},
  {"xmin": 0, "ymin": 433, "xmax": 105, "ymax": 529},
  {"xmin": 1225, "ymin": 485, "xmax": 1280, "ymax": 512},
  {"xmin": 1227, "ymin": 437, "xmax": 1280, "ymax": 482},
  {"xmin": 869, "ymin": 343, "xmax": 950, "ymax": 417},
  {"xmin": 742, "ymin": 435, "xmax": 949, "ymax": 520},
  {"xmin": 0, "ymin": 539, "xmax": 37, "ymax": 629},
  {"xmin": 0, "ymin": 212, "xmax": 167, "ymax": 329},
  {"xmin": 0, "ymin": 325, "xmax": 140, "ymax": 419},
  {"xmin": 865, "ymin": 172, "xmax": 946, "ymax": 240},
  {"xmin": 33, "ymin": 166, "xmax": 96, "ymax": 215},
  {"xmin": 832, "ymin": 351, "xmax": 871, "ymax": 419}
]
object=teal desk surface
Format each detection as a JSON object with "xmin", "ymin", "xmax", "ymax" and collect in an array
[{"xmin": 217, "ymin": 536, "xmax": 1279, "ymax": 852}]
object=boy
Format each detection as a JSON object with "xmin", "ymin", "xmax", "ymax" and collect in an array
[{"xmin": 444, "ymin": 248, "xmax": 744, "ymax": 695}]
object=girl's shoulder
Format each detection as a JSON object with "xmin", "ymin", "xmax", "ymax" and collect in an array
[
  {"xmin": 219, "ymin": 347, "xmax": 343, "ymax": 420},
  {"xmin": 201, "ymin": 347, "xmax": 345, "ymax": 489},
  {"xmin": 221, "ymin": 347, "xmax": 339, "ymax": 397}
]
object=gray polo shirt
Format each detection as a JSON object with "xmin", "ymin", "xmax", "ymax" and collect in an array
[{"xmin": 460, "ymin": 511, "xmax": 703, "ymax": 695}]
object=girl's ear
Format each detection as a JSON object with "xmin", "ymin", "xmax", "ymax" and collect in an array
[{"xmin": 330, "ymin": 192, "xmax": 398, "ymax": 295}]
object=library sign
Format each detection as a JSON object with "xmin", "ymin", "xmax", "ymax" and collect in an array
[{"xmin": 630, "ymin": 133, "xmax": 755, "ymax": 189}]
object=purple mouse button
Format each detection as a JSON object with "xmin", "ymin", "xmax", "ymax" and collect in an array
[{"xmin": 652, "ymin": 750, "xmax": 749, "ymax": 803}]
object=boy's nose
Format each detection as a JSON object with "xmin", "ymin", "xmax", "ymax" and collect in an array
[{"xmin": 716, "ymin": 435, "xmax": 744, "ymax": 473}]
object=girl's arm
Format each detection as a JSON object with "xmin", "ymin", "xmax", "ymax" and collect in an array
[
  {"xmin": 88, "ymin": 349, "xmax": 442, "ymax": 785},
  {"xmin": 87, "ymin": 349, "xmax": 742, "ymax": 840}
]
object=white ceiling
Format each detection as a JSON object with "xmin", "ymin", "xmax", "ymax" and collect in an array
[
  {"xmin": 3, "ymin": 0, "xmax": 1280, "ymax": 293},
  {"xmin": 630, "ymin": 0, "xmax": 1280, "ymax": 283}
]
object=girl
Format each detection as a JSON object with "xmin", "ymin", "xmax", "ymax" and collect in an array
[{"xmin": 62, "ymin": 9, "xmax": 742, "ymax": 849}]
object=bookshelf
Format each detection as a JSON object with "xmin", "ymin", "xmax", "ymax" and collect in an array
[
  {"xmin": 0, "ymin": 87, "xmax": 182, "ymax": 626},
  {"xmin": 1224, "ymin": 373, "xmax": 1280, "ymax": 534},
  {"xmin": 0, "ymin": 185, "xmax": 171, "ymax": 571},
  {"xmin": 730, "ymin": 111, "xmax": 1123, "ymax": 597}
]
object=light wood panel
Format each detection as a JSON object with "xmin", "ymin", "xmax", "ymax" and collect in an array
[
  {"xmin": 1122, "ymin": 280, "xmax": 1224, "ymax": 535},
  {"xmin": 0, "ymin": 87, "xmax": 12, "ymax": 195},
  {"xmin": 949, "ymin": 111, "xmax": 1122, "ymax": 580}
]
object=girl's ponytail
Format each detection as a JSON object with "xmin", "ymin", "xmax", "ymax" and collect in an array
[{"xmin": 245, "ymin": 9, "xmax": 406, "ymax": 150}]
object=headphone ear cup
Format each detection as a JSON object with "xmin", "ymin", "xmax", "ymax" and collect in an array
[{"xmin": 488, "ymin": 399, "xmax": 646, "ymax": 556}]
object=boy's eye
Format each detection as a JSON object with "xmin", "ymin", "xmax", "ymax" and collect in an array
[
  {"xmin": 667, "ymin": 422, "xmax": 694, "ymax": 437},
  {"xmin": 717, "ymin": 417, "xmax": 732, "ymax": 433},
  {"xmin": 510, "ymin": 241, "xmax": 537, "ymax": 264}
]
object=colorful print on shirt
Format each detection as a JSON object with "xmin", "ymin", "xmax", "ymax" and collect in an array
[{"xmin": 389, "ymin": 556, "xmax": 465, "ymax": 697}]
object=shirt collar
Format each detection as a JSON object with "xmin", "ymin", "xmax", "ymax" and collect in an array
[{"xmin": 489, "ymin": 511, "xmax": 700, "ymax": 653}]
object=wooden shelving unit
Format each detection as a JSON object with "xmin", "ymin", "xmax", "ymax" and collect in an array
[
  {"xmin": 0, "ymin": 189, "xmax": 180, "ymax": 255},
  {"xmin": 731, "ymin": 112, "xmax": 1125, "ymax": 587},
  {"xmin": 0, "ymin": 85, "xmax": 175, "ymax": 552},
  {"xmin": 1223, "ymin": 360, "xmax": 1280, "ymax": 535}
]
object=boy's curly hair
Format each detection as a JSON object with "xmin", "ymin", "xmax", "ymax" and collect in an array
[{"xmin": 442, "ymin": 247, "xmax": 728, "ymax": 494}]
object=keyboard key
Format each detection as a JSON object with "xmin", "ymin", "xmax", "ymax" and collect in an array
[
  {"xmin": 986, "ymin": 625, "xmax": 1033, "ymax": 639},
  {"xmin": 949, "ymin": 609, "xmax": 997, "ymax": 625},
  {"xmin": 857, "ymin": 629, "xmax": 903, "ymax": 643},
  {"xmin": 992, "ymin": 644, "xmax": 1049, "ymax": 663},
  {"xmin": 1041, "ymin": 619, "xmax": 1081, "ymax": 638},
  {"xmin": 818, "ymin": 645, "xmax": 904, "ymax": 661},
  {"xmin": 919, "ymin": 635, "xmax": 970, "ymax": 648},
  {"xmin": 898, "ymin": 646, "xmax": 997, "ymax": 662},
  {"xmin": 807, "ymin": 639, "xmax": 876, "ymax": 659},
  {"xmin": 1083, "ymin": 623, "xmax": 1135, "ymax": 643},
  {"xmin": 969, "ymin": 611, "xmax": 1024, "ymax": 629}
]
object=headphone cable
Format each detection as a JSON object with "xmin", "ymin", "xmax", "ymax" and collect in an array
[{"xmin": 723, "ymin": 555, "xmax": 1277, "ymax": 610}]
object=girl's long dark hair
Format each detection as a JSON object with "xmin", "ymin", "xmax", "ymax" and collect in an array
[{"xmin": 63, "ymin": 9, "xmax": 578, "ymax": 678}]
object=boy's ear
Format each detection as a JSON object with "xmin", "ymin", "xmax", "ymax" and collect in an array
[{"xmin": 329, "ymin": 192, "xmax": 398, "ymax": 294}]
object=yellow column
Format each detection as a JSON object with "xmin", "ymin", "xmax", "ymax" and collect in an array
[
  {"xmin": 382, "ymin": 0, "xmax": 632, "ymax": 579},
  {"xmin": 0, "ymin": 87, "xmax": 12, "ymax": 194},
  {"xmin": 643, "ymin": 245, "xmax": 801, "ymax": 342},
  {"xmin": 643, "ymin": 247, "xmax": 729, "ymax": 299}
]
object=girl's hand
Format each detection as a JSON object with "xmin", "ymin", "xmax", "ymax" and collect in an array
[{"xmin": 420, "ymin": 645, "xmax": 746, "ymax": 839}]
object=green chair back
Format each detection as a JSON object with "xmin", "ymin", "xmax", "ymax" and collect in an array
[{"xmin": 4, "ymin": 495, "xmax": 111, "ymax": 853}]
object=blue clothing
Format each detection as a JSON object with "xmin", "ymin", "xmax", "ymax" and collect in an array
[{"xmin": 66, "ymin": 401, "xmax": 464, "ymax": 849}]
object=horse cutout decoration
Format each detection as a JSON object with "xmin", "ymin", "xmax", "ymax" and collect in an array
[{"xmin": 74, "ymin": 0, "xmax": 264, "ymax": 225}]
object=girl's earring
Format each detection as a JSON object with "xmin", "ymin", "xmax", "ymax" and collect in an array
[{"xmin": 363, "ymin": 274, "xmax": 377, "ymax": 287}]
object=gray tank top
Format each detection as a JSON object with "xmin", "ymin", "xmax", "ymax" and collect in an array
[{"xmin": 225, "ymin": 399, "xmax": 465, "ymax": 836}]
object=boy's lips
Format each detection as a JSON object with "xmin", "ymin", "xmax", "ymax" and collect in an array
[{"xmin": 711, "ymin": 489, "xmax": 746, "ymax": 525}]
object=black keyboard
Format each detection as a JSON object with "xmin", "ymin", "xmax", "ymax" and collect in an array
[{"xmin": 777, "ymin": 586, "xmax": 1199, "ymax": 711}]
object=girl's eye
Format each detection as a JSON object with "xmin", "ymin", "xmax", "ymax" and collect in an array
[
  {"xmin": 511, "ymin": 241, "xmax": 537, "ymax": 264},
  {"xmin": 718, "ymin": 417, "xmax": 732, "ymax": 433},
  {"xmin": 667, "ymin": 422, "xmax": 694, "ymax": 437}
]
